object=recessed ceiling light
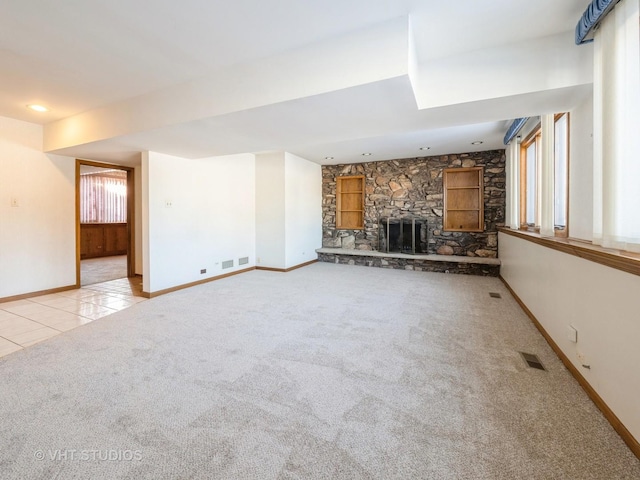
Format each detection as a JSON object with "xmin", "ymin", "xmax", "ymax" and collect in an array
[
  {"xmin": 361, "ymin": 153, "xmax": 372, "ymax": 156},
  {"xmin": 324, "ymin": 156, "xmax": 334, "ymax": 160},
  {"xmin": 471, "ymin": 141, "xmax": 483, "ymax": 145},
  {"xmin": 27, "ymin": 104, "xmax": 49, "ymax": 112},
  {"xmin": 419, "ymin": 147, "xmax": 431, "ymax": 150}
]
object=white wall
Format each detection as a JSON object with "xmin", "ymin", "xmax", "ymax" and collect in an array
[
  {"xmin": 143, "ymin": 151, "xmax": 256, "ymax": 293},
  {"xmin": 255, "ymin": 153, "xmax": 285, "ymax": 269},
  {"xmin": 568, "ymin": 92, "xmax": 594, "ymax": 241},
  {"xmin": 0, "ymin": 116, "xmax": 76, "ymax": 298},
  {"xmin": 412, "ymin": 32, "xmax": 592, "ymax": 109},
  {"xmin": 141, "ymin": 152, "xmax": 150, "ymax": 290},
  {"xmin": 284, "ymin": 153, "xmax": 322, "ymax": 269},
  {"xmin": 255, "ymin": 152, "xmax": 322, "ymax": 270},
  {"xmin": 499, "ymin": 232, "xmax": 640, "ymax": 443}
]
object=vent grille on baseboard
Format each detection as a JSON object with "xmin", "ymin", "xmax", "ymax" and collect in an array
[
  {"xmin": 519, "ymin": 352, "xmax": 546, "ymax": 371},
  {"xmin": 221, "ymin": 260, "xmax": 234, "ymax": 269},
  {"xmin": 238, "ymin": 257, "xmax": 249, "ymax": 266}
]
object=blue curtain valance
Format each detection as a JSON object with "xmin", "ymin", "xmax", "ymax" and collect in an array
[
  {"xmin": 503, "ymin": 118, "xmax": 528, "ymax": 145},
  {"xmin": 575, "ymin": 0, "xmax": 621, "ymax": 44}
]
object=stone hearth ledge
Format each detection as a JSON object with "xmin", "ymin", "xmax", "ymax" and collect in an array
[{"xmin": 316, "ymin": 248, "xmax": 501, "ymax": 265}]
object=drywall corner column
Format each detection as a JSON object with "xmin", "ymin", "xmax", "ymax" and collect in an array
[
  {"xmin": 256, "ymin": 152, "xmax": 322, "ymax": 270},
  {"xmin": 141, "ymin": 152, "xmax": 151, "ymax": 293},
  {"xmin": 134, "ymin": 163, "xmax": 143, "ymax": 275},
  {"xmin": 255, "ymin": 153, "xmax": 286, "ymax": 269},
  {"xmin": 284, "ymin": 153, "xmax": 322, "ymax": 269}
]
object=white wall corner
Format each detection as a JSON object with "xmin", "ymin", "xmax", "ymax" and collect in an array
[
  {"xmin": 141, "ymin": 151, "xmax": 150, "ymax": 293},
  {"xmin": 0, "ymin": 116, "xmax": 76, "ymax": 297},
  {"xmin": 408, "ymin": 14, "xmax": 425, "ymax": 109},
  {"xmin": 284, "ymin": 152, "xmax": 323, "ymax": 269},
  {"xmin": 255, "ymin": 152, "xmax": 286, "ymax": 269}
]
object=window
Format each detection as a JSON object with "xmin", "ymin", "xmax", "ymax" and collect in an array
[
  {"xmin": 336, "ymin": 175, "xmax": 364, "ymax": 229},
  {"xmin": 519, "ymin": 113, "xmax": 569, "ymax": 236},
  {"xmin": 80, "ymin": 170, "xmax": 128, "ymax": 223},
  {"xmin": 443, "ymin": 167, "xmax": 484, "ymax": 232},
  {"xmin": 520, "ymin": 130, "xmax": 541, "ymax": 229}
]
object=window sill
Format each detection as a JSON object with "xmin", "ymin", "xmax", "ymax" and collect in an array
[
  {"xmin": 519, "ymin": 225, "xmax": 568, "ymax": 238},
  {"xmin": 499, "ymin": 227, "xmax": 640, "ymax": 277}
]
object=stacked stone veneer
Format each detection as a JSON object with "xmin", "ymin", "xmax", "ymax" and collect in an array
[
  {"xmin": 322, "ymin": 150, "xmax": 506, "ymax": 258},
  {"xmin": 317, "ymin": 252, "xmax": 501, "ymax": 276}
]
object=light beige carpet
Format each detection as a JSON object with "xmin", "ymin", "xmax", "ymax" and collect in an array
[
  {"xmin": 1, "ymin": 263, "xmax": 638, "ymax": 479},
  {"xmin": 81, "ymin": 255, "xmax": 127, "ymax": 286}
]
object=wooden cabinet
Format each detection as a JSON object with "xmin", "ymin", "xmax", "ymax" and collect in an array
[
  {"xmin": 104, "ymin": 224, "xmax": 128, "ymax": 253},
  {"xmin": 81, "ymin": 223, "xmax": 128, "ymax": 259},
  {"xmin": 336, "ymin": 175, "xmax": 364, "ymax": 229},
  {"xmin": 443, "ymin": 167, "xmax": 484, "ymax": 232},
  {"xmin": 80, "ymin": 225, "xmax": 104, "ymax": 258}
]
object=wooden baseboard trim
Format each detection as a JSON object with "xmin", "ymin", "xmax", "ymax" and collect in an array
[
  {"xmin": 142, "ymin": 267, "xmax": 256, "ymax": 298},
  {"xmin": 499, "ymin": 275, "xmax": 640, "ymax": 459},
  {"xmin": 0, "ymin": 284, "xmax": 78, "ymax": 304},
  {"xmin": 142, "ymin": 260, "xmax": 318, "ymax": 298},
  {"xmin": 256, "ymin": 259, "xmax": 318, "ymax": 273}
]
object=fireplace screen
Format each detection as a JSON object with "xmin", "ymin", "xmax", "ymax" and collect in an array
[{"xmin": 379, "ymin": 217, "xmax": 427, "ymax": 254}]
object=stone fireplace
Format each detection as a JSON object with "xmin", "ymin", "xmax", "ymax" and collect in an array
[{"xmin": 321, "ymin": 150, "xmax": 505, "ymax": 258}]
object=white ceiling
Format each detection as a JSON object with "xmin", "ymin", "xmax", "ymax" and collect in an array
[{"xmin": 0, "ymin": 0, "xmax": 593, "ymax": 165}]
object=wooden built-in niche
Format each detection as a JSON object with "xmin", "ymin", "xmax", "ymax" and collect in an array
[
  {"xmin": 80, "ymin": 223, "xmax": 128, "ymax": 259},
  {"xmin": 443, "ymin": 167, "xmax": 484, "ymax": 232},
  {"xmin": 336, "ymin": 175, "xmax": 364, "ymax": 229}
]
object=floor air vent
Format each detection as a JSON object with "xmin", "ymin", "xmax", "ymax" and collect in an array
[
  {"xmin": 489, "ymin": 292, "xmax": 502, "ymax": 298},
  {"xmin": 238, "ymin": 257, "xmax": 249, "ymax": 265},
  {"xmin": 519, "ymin": 352, "xmax": 546, "ymax": 371},
  {"xmin": 222, "ymin": 260, "xmax": 234, "ymax": 269}
]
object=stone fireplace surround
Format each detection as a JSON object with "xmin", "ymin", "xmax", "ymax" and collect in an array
[{"xmin": 319, "ymin": 150, "xmax": 506, "ymax": 276}]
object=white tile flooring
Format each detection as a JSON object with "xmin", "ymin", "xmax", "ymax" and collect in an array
[{"xmin": 0, "ymin": 278, "xmax": 146, "ymax": 359}]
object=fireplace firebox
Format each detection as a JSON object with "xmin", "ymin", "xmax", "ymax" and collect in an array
[{"xmin": 379, "ymin": 217, "xmax": 427, "ymax": 254}]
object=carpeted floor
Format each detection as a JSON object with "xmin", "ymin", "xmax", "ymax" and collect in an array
[
  {"xmin": 1, "ymin": 263, "xmax": 639, "ymax": 479},
  {"xmin": 81, "ymin": 255, "xmax": 128, "ymax": 286}
]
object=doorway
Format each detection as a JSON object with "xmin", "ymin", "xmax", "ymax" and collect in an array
[{"xmin": 76, "ymin": 160, "xmax": 135, "ymax": 287}]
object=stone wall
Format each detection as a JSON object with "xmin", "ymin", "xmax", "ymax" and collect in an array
[
  {"xmin": 317, "ymin": 252, "xmax": 500, "ymax": 277},
  {"xmin": 322, "ymin": 150, "xmax": 506, "ymax": 258}
]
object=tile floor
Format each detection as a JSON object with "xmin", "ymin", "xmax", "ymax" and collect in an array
[{"xmin": 0, "ymin": 277, "xmax": 146, "ymax": 359}]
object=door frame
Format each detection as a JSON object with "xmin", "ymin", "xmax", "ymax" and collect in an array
[{"xmin": 75, "ymin": 159, "xmax": 135, "ymax": 287}]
